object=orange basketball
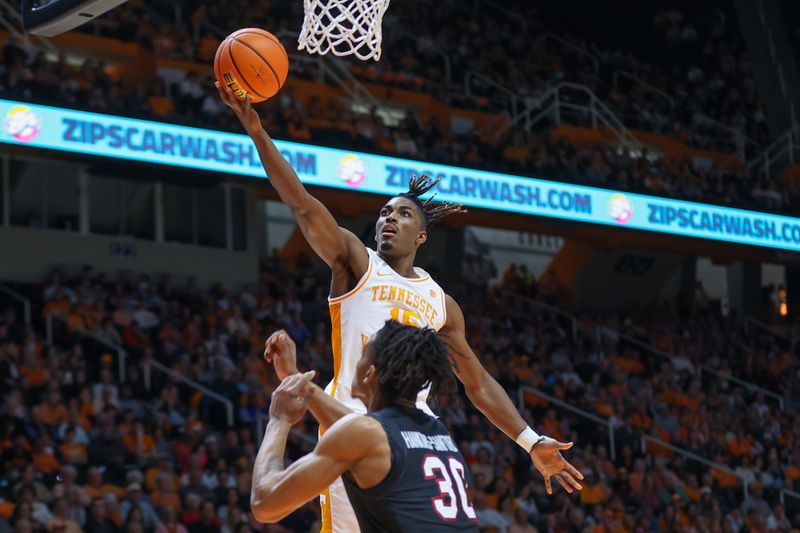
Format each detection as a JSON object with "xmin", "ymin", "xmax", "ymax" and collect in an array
[{"xmin": 214, "ymin": 28, "xmax": 289, "ymax": 103}]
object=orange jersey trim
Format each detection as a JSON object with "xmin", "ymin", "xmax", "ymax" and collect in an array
[
  {"xmin": 319, "ymin": 301, "xmax": 343, "ymax": 438},
  {"xmin": 439, "ymin": 292, "xmax": 449, "ymax": 329},
  {"xmin": 403, "ymin": 274, "xmax": 432, "ymax": 283},
  {"xmin": 320, "ymin": 488, "xmax": 332, "ymax": 533},
  {"xmin": 375, "ymin": 270, "xmax": 431, "ymax": 282}
]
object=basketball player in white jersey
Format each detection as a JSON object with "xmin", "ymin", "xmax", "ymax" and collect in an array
[{"xmin": 218, "ymin": 84, "xmax": 583, "ymax": 533}]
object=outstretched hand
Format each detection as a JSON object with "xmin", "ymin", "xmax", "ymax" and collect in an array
[
  {"xmin": 264, "ymin": 330, "xmax": 299, "ymax": 381},
  {"xmin": 529, "ymin": 438, "xmax": 584, "ymax": 495},
  {"xmin": 269, "ymin": 371, "xmax": 316, "ymax": 424},
  {"xmin": 215, "ymin": 81, "xmax": 262, "ymax": 135}
]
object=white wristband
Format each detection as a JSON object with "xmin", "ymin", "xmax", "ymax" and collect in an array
[{"xmin": 516, "ymin": 426, "xmax": 543, "ymax": 452}]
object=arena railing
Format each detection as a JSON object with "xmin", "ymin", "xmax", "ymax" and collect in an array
[
  {"xmin": 598, "ymin": 326, "xmax": 788, "ymax": 412},
  {"xmin": 755, "ymin": 0, "xmax": 798, "ymax": 131},
  {"xmin": 46, "ymin": 312, "xmax": 127, "ymax": 383},
  {"xmin": 502, "ymin": 291, "xmax": 578, "ymax": 341},
  {"xmin": 691, "ymin": 113, "xmax": 760, "ymax": 161},
  {"xmin": 744, "ymin": 316, "xmax": 792, "ymax": 348},
  {"xmin": 387, "ymin": 28, "xmax": 453, "ymax": 88},
  {"xmin": 143, "ymin": 358, "xmax": 235, "ymax": 428},
  {"xmin": 0, "ymin": 283, "xmax": 31, "ymax": 325},
  {"xmin": 517, "ymin": 385, "xmax": 616, "ymax": 460},
  {"xmin": 517, "ymin": 385, "xmax": 751, "ymax": 500},
  {"xmin": 611, "ymin": 70, "xmax": 675, "ymax": 110},
  {"xmin": 495, "ymin": 81, "xmax": 642, "ymax": 149},
  {"xmin": 747, "ymin": 127, "xmax": 800, "ymax": 179},
  {"xmin": 464, "ymin": 70, "xmax": 520, "ymax": 116},
  {"xmin": 639, "ymin": 434, "xmax": 750, "ymax": 500},
  {"xmin": 0, "ymin": 0, "xmax": 58, "ymax": 54},
  {"xmin": 44, "ymin": 312, "xmax": 235, "ymax": 427},
  {"xmin": 540, "ymin": 32, "xmax": 599, "ymax": 74}
]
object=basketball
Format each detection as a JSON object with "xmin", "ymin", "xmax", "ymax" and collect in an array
[{"xmin": 214, "ymin": 28, "xmax": 289, "ymax": 103}]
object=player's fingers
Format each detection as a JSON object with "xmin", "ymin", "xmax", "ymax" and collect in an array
[
  {"xmin": 224, "ymin": 87, "xmax": 240, "ymax": 108},
  {"xmin": 286, "ymin": 371, "xmax": 315, "ymax": 394},
  {"xmin": 566, "ymin": 462, "xmax": 584, "ymax": 480},
  {"xmin": 557, "ymin": 441, "xmax": 574, "ymax": 450},
  {"xmin": 263, "ymin": 339, "xmax": 276, "ymax": 361},
  {"xmin": 274, "ymin": 376, "xmax": 293, "ymax": 393},
  {"xmin": 543, "ymin": 476, "xmax": 552, "ymax": 496},
  {"xmin": 278, "ymin": 333, "xmax": 291, "ymax": 350},
  {"xmin": 218, "ymin": 83, "xmax": 233, "ymax": 106},
  {"xmin": 561, "ymin": 471, "xmax": 582, "ymax": 491},
  {"xmin": 555, "ymin": 474, "xmax": 573, "ymax": 494}
]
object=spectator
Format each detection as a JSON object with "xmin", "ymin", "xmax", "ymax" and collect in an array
[
  {"xmin": 84, "ymin": 499, "xmax": 120, "ymax": 533},
  {"xmin": 189, "ymin": 501, "xmax": 221, "ymax": 533},
  {"xmin": 119, "ymin": 484, "xmax": 160, "ymax": 530},
  {"xmin": 46, "ymin": 498, "xmax": 81, "ymax": 533}
]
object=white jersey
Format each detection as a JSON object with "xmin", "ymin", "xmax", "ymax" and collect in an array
[{"xmin": 325, "ymin": 247, "xmax": 448, "ymax": 416}]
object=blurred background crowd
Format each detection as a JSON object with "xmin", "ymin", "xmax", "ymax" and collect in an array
[
  {"xmin": 1, "ymin": 0, "xmax": 800, "ymax": 531},
  {"xmin": 0, "ymin": 0, "xmax": 795, "ymax": 214},
  {"xmin": 0, "ymin": 256, "xmax": 798, "ymax": 532}
]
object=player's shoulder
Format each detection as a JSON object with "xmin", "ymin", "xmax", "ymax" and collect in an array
[
  {"xmin": 443, "ymin": 292, "xmax": 460, "ymax": 312},
  {"xmin": 324, "ymin": 413, "xmax": 387, "ymax": 448},
  {"xmin": 318, "ymin": 414, "xmax": 389, "ymax": 463}
]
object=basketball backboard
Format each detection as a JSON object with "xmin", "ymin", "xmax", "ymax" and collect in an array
[{"xmin": 22, "ymin": 0, "xmax": 128, "ymax": 37}]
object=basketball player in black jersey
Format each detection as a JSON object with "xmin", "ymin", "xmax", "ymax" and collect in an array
[{"xmin": 251, "ymin": 321, "xmax": 581, "ymax": 531}]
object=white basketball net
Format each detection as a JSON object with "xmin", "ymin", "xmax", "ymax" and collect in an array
[{"xmin": 298, "ymin": 0, "xmax": 391, "ymax": 61}]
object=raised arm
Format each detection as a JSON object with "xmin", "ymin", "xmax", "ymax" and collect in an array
[
  {"xmin": 217, "ymin": 85, "xmax": 368, "ymax": 276},
  {"xmin": 251, "ymin": 373, "xmax": 387, "ymax": 523},
  {"xmin": 440, "ymin": 294, "xmax": 584, "ymax": 495}
]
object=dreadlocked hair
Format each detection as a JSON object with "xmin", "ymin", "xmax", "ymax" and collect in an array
[
  {"xmin": 370, "ymin": 320, "xmax": 456, "ymax": 404},
  {"xmin": 399, "ymin": 173, "xmax": 467, "ymax": 229}
]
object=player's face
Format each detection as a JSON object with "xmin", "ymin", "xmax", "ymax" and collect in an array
[
  {"xmin": 375, "ymin": 197, "xmax": 427, "ymax": 257},
  {"xmin": 352, "ymin": 342, "xmax": 379, "ymax": 410}
]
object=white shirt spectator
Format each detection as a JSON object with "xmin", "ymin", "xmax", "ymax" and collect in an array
[
  {"xmin": 201, "ymin": 472, "xmax": 219, "ymax": 490},
  {"xmin": 477, "ymin": 506, "xmax": 510, "ymax": 533},
  {"xmin": 395, "ymin": 133, "xmax": 419, "ymax": 156},
  {"xmin": 201, "ymin": 94, "xmax": 224, "ymax": 116},
  {"xmin": 133, "ymin": 307, "xmax": 160, "ymax": 330},
  {"xmin": 180, "ymin": 76, "xmax": 204, "ymax": 99}
]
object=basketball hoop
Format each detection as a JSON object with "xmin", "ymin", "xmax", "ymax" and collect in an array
[{"xmin": 298, "ymin": 0, "xmax": 391, "ymax": 61}]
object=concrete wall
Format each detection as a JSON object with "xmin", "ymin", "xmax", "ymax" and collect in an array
[
  {"xmin": 0, "ymin": 227, "xmax": 259, "ymax": 288},
  {"xmin": 572, "ymin": 248, "xmax": 686, "ymax": 311}
]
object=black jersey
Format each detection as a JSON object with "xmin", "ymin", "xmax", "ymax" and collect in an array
[{"xmin": 341, "ymin": 405, "xmax": 479, "ymax": 533}]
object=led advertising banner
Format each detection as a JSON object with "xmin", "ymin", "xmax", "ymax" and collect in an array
[{"xmin": 2, "ymin": 98, "xmax": 800, "ymax": 251}]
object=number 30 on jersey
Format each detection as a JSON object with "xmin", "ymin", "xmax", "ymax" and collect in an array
[{"xmin": 422, "ymin": 455, "xmax": 476, "ymax": 521}]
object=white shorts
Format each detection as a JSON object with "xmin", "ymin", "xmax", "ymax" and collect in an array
[{"xmin": 320, "ymin": 476, "xmax": 360, "ymax": 533}]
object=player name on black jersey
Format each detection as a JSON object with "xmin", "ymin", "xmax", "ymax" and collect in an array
[
  {"xmin": 399, "ymin": 431, "xmax": 458, "ymax": 452},
  {"xmin": 343, "ymin": 406, "xmax": 478, "ymax": 533}
]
